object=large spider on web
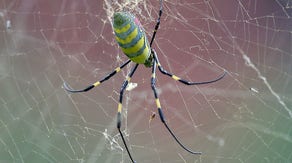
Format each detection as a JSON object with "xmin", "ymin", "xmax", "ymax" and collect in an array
[{"xmin": 63, "ymin": 0, "xmax": 226, "ymax": 162}]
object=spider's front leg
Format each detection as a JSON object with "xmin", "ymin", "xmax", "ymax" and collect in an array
[
  {"xmin": 150, "ymin": 58, "xmax": 202, "ymax": 155},
  {"xmin": 116, "ymin": 63, "xmax": 139, "ymax": 163}
]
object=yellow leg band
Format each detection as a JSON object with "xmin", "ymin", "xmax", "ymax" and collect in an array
[
  {"xmin": 118, "ymin": 103, "xmax": 122, "ymax": 113},
  {"xmin": 93, "ymin": 81, "xmax": 100, "ymax": 87},
  {"xmin": 155, "ymin": 99, "xmax": 161, "ymax": 108},
  {"xmin": 172, "ymin": 75, "xmax": 180, "ymax": 81},
  {"xmin": 126, "ymin": 76, "xmax": 131, "ymax": 82},
  {"xmin": 115, "ymin": 67, "xmax": 121, "ymax": 72}
]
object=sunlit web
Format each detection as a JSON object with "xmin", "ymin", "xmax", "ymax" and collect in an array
[{"xmin": 0, "ymin": 0, "xmax": 292, "ymax": 162}]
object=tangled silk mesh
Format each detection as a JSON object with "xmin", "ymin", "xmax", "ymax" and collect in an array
[{"xmin": 0, "ymin": 0, "xmax": 292, "ymax": 162}]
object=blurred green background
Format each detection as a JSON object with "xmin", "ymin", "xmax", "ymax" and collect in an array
[{"xmin": 0, "ymin": 0, "xmax": 291, "ymax": 162}]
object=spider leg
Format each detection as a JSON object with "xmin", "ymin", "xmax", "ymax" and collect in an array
[
  {"xmin": 151, "ymin": 60, "xmax": 202, "ymax": 155},
  {"xmin": 117, "ymin": 63, "xmax": 139, "ymax": 163},
  {"xmin": 149, "ymin": 0, "xmax": 163, "ymax": 47},
  {"xmin": 63, "ymin": 59, "xmax": 131, "ymax": 93},
  {"xmin": 152, "ymin": 50, "xmax": 226, "ymax": 85}
]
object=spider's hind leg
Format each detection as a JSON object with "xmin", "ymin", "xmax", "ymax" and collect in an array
[{"xmin": 152, "ymin": 49, "xmax": 226, "ymax": 85}]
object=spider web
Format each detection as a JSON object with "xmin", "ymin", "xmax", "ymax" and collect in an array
[{"xmin": 0, "ymin": 0, "xmax": 292, "ymax": 162}]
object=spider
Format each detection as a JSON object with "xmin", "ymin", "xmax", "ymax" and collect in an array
[{"xmin": 63, "ymin": 0, "xmax": 226, "ymax": 162}]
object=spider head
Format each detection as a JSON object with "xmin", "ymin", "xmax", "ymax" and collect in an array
[{"xmin": 144, "ymin": 52, "xmax": 154, "ymax": 68}]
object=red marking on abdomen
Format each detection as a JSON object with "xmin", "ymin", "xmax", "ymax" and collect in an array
[{"xmin": 134, "ymin": 17, "xmax": 142, "ymax": 28}]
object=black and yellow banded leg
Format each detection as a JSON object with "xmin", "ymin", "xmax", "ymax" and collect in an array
[
  {"xmin": 117, "ymin": 63, "xmax": 139, "ymax": 163},
  {"xmin": 150, "ymin": 60, "xmax": 202, "ymax": 155},
  {"xmin": 151, "ymin": 50, "xmax": 226, "ymax": 85},
  {"xmin": 63, "ymin": 59, "xmax": 131, "ymax": 93},
  {"xmin": 149, "ymin": 0, "xmax": 163, "ymax": 47}
]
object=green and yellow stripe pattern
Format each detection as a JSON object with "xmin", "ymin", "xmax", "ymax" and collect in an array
[{"xmin": 113, "ymin": 12, "xmax": 151, "ymax": 66}]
